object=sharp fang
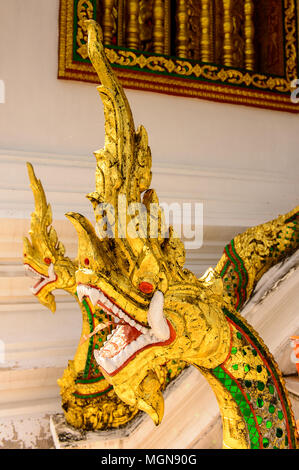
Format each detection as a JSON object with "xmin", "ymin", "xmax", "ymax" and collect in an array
[
  {"xmin": 98, "ymin": 291, "xmax": 107, "ymax": 304},
  {"xmin": 48, "ymin": 263, "xmax": 56, "ymax": 281},
  {"xmin": 147, "ymin": 291, "xmax": 170, "ymax": 341},
  {"xmin": 127, "ymin": 318, "xmax": 135, "ymax": 327},
  {"xmin": 111, "ymin": 304, "xmax": 119, "ymax": 314},
  {"xmin": 117, "ymin": 310, "xmax": 125, "ymax": 319},
  {"xmin": 94, "ymin": 353, "xmax": 115, "ymax": 374}
]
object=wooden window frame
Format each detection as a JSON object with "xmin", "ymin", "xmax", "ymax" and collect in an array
[{"xmin": 58, "ymin": 0, "xmax": 299, "ymax": 113}]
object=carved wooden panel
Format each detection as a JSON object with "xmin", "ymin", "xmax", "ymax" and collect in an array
[{"xmin": 58, "ymin": 0, "xmax": 299, "ymax": 112}]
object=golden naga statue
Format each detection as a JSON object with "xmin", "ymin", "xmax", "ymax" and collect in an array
[
  {"xmin": 23, "ymin": 163, "xmax": 186, "ymax": 429},
  {"xmin": 24, "ymin": 20, "xmax": 298, "ymax": 449}
]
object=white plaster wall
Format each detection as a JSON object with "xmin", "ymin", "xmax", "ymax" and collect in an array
[
  {"xmin": 0, "ymin": 0, "xmax": 299, "ymax": 186},
  {"xmin": 0, "ymin": 0, "xmax": 298, "ymax": 232}
]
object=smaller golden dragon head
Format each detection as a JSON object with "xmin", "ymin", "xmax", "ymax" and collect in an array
[{"xmin": 23, "ymin": 163, "xmax": 76, "ymax": 312}]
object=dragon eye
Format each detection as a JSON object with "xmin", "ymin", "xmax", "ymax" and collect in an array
[
  {"xmin": 84, "ymin": 258, "xmax": 90, "ymax": 266},
  {"xmin": 138, "ymin": 282, "xmax": 154, "ymax": 294},
  {"xmin": 44, "ymin": 257, "xmax": 51, "ymax": 265}
]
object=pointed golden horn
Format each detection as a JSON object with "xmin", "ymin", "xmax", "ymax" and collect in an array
[
  {"xmin": 26, "ymin": 163, "xmax": 65, "ymax": 257},
  {"xmin": 65, "ymin": 212, "xmax": 106, "ymax": 270},
  {"xmin": 27, "ymin": 162, "xmax": 49, "ymax": 221}
]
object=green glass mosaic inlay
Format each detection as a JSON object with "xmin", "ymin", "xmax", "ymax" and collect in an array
[
  {"xmin": 263, "ymin": 438, "xmax": 269, "ymax": 448},
  {"xmin": 257, "ymin": 398, "xmax": 264, "ymax": 408},
  {"xmin": 212, "ymin": 366, "xmax": 260, "ymax": 449},
  {"xmin": 276, "ymin": 428, "xmax": 283, "ymax": 438},
  {"xmin": 257, "ymin": 416, "xmax": 263, "ymax": 425},
  {"xmin": 269, "ymin": 404, "xmax": 275, "ymax": 414},
  {"xmin": 257, "ymin": 381, "xmax": 265, "ymax": 391}
]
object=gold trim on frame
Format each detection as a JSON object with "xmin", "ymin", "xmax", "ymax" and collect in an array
[{"xmin": 58, "ymin": 0, "xmax": 299, "ymax": 112}]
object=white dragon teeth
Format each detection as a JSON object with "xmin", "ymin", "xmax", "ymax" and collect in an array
[
  {"xmin": 25, "ymin": 265, "xmax": 40, "ymax": 279},
  {"xmin": 111, "ymin": 304, "xmax": 119, "ymax": 314},
  {"xmin": 25, "ymin": 263, "xmax": 56, "ymax": 295},
  {"xmin": 117, "ymin": 310, "xmax": 125, "ymax": 319},
  {"xmin": 94, "ymin": 331, "xmax": 156, "ymax": 375},
  {"xmin": 76, "ymin": 285, "xmax": 147, "ymax": 332},
  {"xmin": 95, "ymin": 355, "xmax": 116, "ymax": 374},
  {"xmin": 77, "ymin": 284, "xmax": 171, "ymax": 375},
  {"xmin": 89, "ymin": 289, "xmax": 100, "ymax": 306}
]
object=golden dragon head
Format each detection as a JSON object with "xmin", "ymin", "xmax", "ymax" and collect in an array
[
  {"xmin": 67, "ymin": 21, "xmax": 230, "ymax": 425},
  {"xmin": 23, "ymin": 163, "xmax": 76, "ymax": 312}
]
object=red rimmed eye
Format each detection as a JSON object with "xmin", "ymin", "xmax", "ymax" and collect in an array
[
  {"xmin": 138, "ymin": 281, "xmax": 154, "ymax": 294},
  {"xmin": 84, "ymin": 258, "xmax": 90, "ymax": 266},
  {"xmin": 44, "ymin": 257, "xmax": 51, "ymax": 265}
]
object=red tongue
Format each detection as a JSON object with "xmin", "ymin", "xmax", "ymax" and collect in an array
[{"xmin": 101, "ymin": 324, "xmax": 141, "ymax": 358}]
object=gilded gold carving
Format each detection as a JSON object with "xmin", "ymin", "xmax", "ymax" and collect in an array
[
  {"xmin": 244, "ymin": 0, "xmax": 255, "ymax": 71},
  {"xmin": 139, "ymin": 0, "xmax": 154, "ymax": 51},
  {"xmin": 101, "ymin": 0, "xmax": 117, "ymax": 46},
  {"xmin": 56, "ymin": 21, "xmax": 297, "ymax": 447},
  {"xmin": 214, "ymin": 0, "xmax": 224, "ymax": 64},
  {"xmin": 222, "ymin": 0, "xmax": 233, "ymax": 66},
  {"xmin": 103, "ymin": 47, "xmax": 292, "ymax": 94},
  {"xmin": 200, "ymin": 0, "xmax": 213, "ymax": 63},
  {"xmin": 59, "ymin": 0, "xmax": 299, "ymax": 116},
  {"xmin": 163, "ymin": 0, "xmax": 171, "ymax": 55},
  {"xmin": 24, "ymin": 162, "xmax": 187, "ymax": 430},
  {"xmin": 117, "ymin": 0, "xmax": 125, "ymax": 46},
  {"xmin": 231, "ymin": 0, "xmax": 245, "ymax": 68},
  {"xmin": 175, "ymin": 0, "xmax": 188, "ymax": 59},
  {"xmin": 126, "ymin": 0, "xmax": 140, "ymax": 50},
  {"xmin": 152, "ymin": 0, "xmax": 164, "ymax": 54},
  {"xmin": 76, "ymin": 0, "xmax": 94, "ymax": 59},
  {"xmin": 29, "ymin": 19, "xmax": 299, "ymax": 446},
  {"xmin": 284, "ymin": 0, "xmax": 298, "ymax": 82},
  {"xmin": 187, "ymin": 0, "xmax": 201, "ymax": 61}
]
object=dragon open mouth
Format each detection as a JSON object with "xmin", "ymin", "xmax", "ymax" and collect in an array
[
  {"xmin": 77, "ymin": 284, "xmax": 175, "ymax": 376},
  {"xmin": 24, "ymin": 263, "xmax": 57, "ymax": 295}
]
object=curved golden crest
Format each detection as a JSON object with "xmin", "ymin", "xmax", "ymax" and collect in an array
[
  {"xmin": 23, "ymin": 163, "xmax": 76, "ymax": 312},
  {"xmin": 85, "ymin": 20, "xmax": 152, "ymax": 211}
]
